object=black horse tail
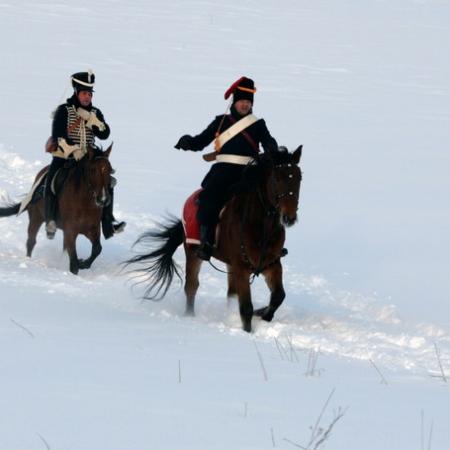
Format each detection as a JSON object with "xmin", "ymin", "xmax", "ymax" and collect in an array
[
  {"xmin": 0, "ymin": 203, "xmax": 20, "ymax": 217},
  {"xmin": 124, "ymin": 216, "xmax": 184, "ymax": 300}
]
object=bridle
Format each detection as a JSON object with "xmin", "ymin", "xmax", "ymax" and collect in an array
[
  {"xmin": 238, "ymin": 160, "xmax": 301, "ymax": 277},
  {"xmin": 269, "ymin": 162, "xmax": 300, "ymax": 210},
  {"xmin": 84, "ymin": 156, "xmax": 112, "ymax": 207}
]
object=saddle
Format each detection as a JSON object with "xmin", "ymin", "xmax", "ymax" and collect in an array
[
  {"xmin": 182, "ymin": 189, "xmax": 225, "ymax": 246},
  {"xmin": 50, "ymin": 162, "xmax": 74, "ymax": 195},
  {"xmin": 17, "ymin": 162, "xmax": 74, "ymax": 215}
]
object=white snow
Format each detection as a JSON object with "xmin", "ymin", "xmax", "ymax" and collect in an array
[{"xmin": 1, "ymin": 1, "xmax": 450, "ymax": 449}]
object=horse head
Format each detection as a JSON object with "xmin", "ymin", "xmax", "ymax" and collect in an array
[
  {"xmin": 85, "ymin": 143, "xmax": 114, "ymax": 207},
  {"xmin": 263, "ymin": 145, "xmax": 302, "ymax": 227}
]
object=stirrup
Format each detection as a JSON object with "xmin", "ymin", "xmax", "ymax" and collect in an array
[
  {"xmin": 196, "ymin": 242, "xmax": 213, "ymax": 261},
  {"xmin": 46, "ymin": 220, "xmax": 57, "ymax": 239},
  {"xmin": 112, "ymin": 221, "xmax": 126, "ymax": 234}
]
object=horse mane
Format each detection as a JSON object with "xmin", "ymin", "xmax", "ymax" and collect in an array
[
  {"xmin": 268, "ymin": 146, "xmax": 294, "ymax": 165},
  {"xmin": 68, "ymin": 148, "xmax": 102, "ymax": 189},
  {"xmin": 230, "ymin": 146, "xmax": 293, "ymax": 195},
  {"xmin": 70, "ymin": 158, "xmax": 87, "ymax": 189}
]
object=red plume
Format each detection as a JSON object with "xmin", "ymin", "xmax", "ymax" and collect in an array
[{"xmin": 224, "ymin": 76, "xmax": 246, "ymax": 100}]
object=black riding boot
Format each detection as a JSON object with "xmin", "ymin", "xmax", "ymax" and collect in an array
[
  {"xmin": 196, "ymin": 225, "xmax": 215, "ymax": 261},
  {"xmin": 44, "ymin": 190, "xmax": 57, "ymax": 239},
  {"xmin": 44, "ymin": 156, "xmax": 66, "ymax": 239},
  {"xmin": 101, "ymin": 188, "xmax": 126, "ymax": 239}
]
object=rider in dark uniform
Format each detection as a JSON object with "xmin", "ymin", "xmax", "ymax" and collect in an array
[
  {"xmin": 45, "ymin": 71, "xmax": 126, "ymax": 239},
  {"xmin": 175, "ymin": 76, "xmax": 279, "ymax": 260}
]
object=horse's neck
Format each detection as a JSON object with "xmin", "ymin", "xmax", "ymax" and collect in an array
[
  {"xmin": 63, "ymin": 164, "xmax": 91, "ymax": 197},
  {"xmin": 235, "ymin": 186, "xmax": 279, "ymax": 230}
]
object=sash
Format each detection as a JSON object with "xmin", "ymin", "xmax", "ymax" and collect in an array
[
  {"xmin": 215, "ymin": 114, "xmax": 259, "ymax": 150},
  {"xmin": 215, "ymin": 155, "xmax": 254, "ymax": 165}
]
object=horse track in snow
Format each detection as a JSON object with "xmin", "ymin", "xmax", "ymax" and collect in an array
[{"xmin": 1, "ymin": 147, "xmax": 449, "ymax": 378}]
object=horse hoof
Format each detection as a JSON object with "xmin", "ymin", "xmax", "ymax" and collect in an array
[
  {"xmin": 254, "ymin": 307, "xmax": 267, "ymax": 317},
  {"xmin": 254, "ymin": 307, "xmax": 274, "ymax": 322},
  {"xmin": 78, "ymin": 259, "xmax": 90, "ymax": 270},
  {"xmin": 261, "ymin": 314, "xmax": 274, "ymax": 322}
]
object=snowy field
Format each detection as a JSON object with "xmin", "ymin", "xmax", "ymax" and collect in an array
[{"xmin": 1, "ymin": 1, "xmax": 450, "ymax": 449}]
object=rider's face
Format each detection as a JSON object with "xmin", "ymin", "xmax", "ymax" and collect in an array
[
  {"xmin": 77, "ymin": 90, "xmax": 93, "ymax": 107},
  {"xmin": 234, "ymin": 99, "xmax": 252, "ymax": 116}
]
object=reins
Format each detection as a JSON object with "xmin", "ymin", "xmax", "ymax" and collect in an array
[{"xmin": 207, "ymin": 259, "xmax": 231, "ymax": 274}]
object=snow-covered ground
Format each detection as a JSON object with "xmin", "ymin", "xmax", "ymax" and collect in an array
[{"xmin": 1, "ymin": 1, "xmax": 450, "ymax": 449}]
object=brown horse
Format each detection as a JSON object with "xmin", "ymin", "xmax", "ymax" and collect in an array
[
  {"xmin": 0, "ymin": 145, "xmax": 114, "ymax": 274},
  {"xmin": 126, "ymin": 146, "xmax": 302, "ymax": 332}
]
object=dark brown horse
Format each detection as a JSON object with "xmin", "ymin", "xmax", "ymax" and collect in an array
[
  {"xmin": 126, "ymin": 146, "xmax": 302, "ymax": 332},
  {"xmin": 0, "ymin": 145, "xmax": 114, "ymax": 274}
]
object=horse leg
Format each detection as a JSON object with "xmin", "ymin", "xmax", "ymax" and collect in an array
[
  {"xmin": 26, "ymin": 207, "xmax": 44, "ymax": 257},
  {"xmin": 184, "ymin": 246, "xmax": 202, "ymax": 316},
  {"xmin": 227, "ymin": 266, "xmax": 237, "ymax": 298},
  {"xmin": 226, "ymin": 265, "xmax": 237, "ymax": 309},
  {"xmin": 78, "ymin": 227, "xmax": 102, "ymax": 270},
  {"xmin": 234, "ymin": 269, "xmax": 253, "ymax": 332},
  {"xmin": 63, "ymin": 231, "xmax": 79, "ymax": 275},
  {"xmin": 254, "ymin": 261, "xmax": 285, "ymax": 322}
]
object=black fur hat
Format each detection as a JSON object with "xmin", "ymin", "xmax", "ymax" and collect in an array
[
  {"xmin": 224, "ymin": 77, "xmax": 256, "ymax": 104},
  {"xmin": 71, "ymin": 71, "xmax": 95, "ymax": 93}
]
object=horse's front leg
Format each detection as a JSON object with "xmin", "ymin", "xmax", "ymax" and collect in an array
[
  {"xmin": 255, "ymin": 260, "xmax": 285, "ymax": 322},
  {"xmin": 63, "ymin": 230, "xmax": 79, "ymax": 275},
  {"xmin": 227, "ymin": 266, "xmax": 237, "ymax": 298},
  {"xmin": 184, "ymin": 245, "xmax": 202, "ymax": 316},
  {"xmin": 234, "ymin": 268, "xmax": 253, "ymax": 332},
  {"xmin": 226, "ymin": 265, "xmax": 237, "ymax": 309},
  {"xmin": 78, "ymin": 227, "xmax": 102, "ymax": 270}
]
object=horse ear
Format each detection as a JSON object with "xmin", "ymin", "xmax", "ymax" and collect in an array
[
  {"xmin": 292, "ymin": 145, "xmax": 302, "ymax": 164},
  {"xmin": 104, "ymin": 142, "xmax": 113, "ymax": 158}
]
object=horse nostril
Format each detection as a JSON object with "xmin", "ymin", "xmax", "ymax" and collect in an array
[{"xmin": 282, "ymin": 214, "xmax": 297, "ymax": 227}]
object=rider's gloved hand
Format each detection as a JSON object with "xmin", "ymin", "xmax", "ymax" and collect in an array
[
  {"xmin": 174, "ymin": 135, "xmax": 193, "ymax": 150},
  {"xmin": 265, "ymin": 141, "xmax": 280, "ymax": 156},
  {"xmin": 77, "ymin": 108, "xmax": 106, "ymax": 131},
  {"xmin": 77, "ymin": 107, "xmax": 91, "ymax": 121}
]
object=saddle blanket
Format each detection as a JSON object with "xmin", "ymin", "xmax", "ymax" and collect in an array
[
  {"xmin": 182, "ymin": 189, "xmax": 202, "ymax": 245},
  {"xmin": 18, "ymin": 169, "xmax": 48, "ymax": 215}
]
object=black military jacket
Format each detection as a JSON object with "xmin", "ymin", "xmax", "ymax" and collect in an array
[{"xmin": 188, "ymin": 107, "xmax": 277, "ymax": 157}]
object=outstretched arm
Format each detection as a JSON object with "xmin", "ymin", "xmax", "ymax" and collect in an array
[{"xmin": 174, "ymin": 116, "xmax": 222, "ymax": 151}]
